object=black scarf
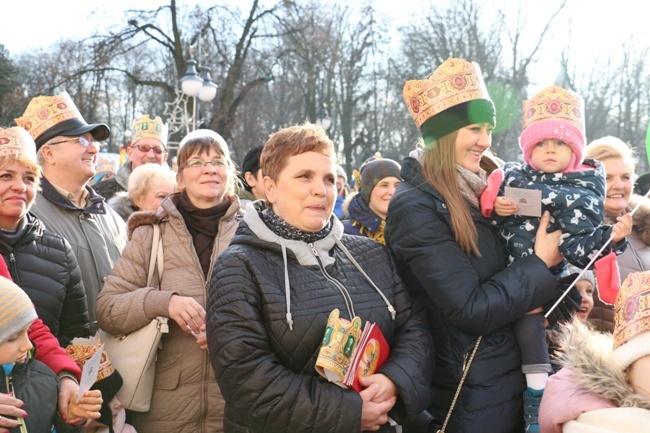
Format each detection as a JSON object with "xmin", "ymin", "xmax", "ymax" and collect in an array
[
  {"xmin": 178, "ymin": 191, "xmax": 230, "ymax": 278},
  {"xmin": 260, "ymin": 207, "xmax": 331, "ymax": 243}
]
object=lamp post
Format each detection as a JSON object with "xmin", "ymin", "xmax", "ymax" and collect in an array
[
  {"xmin": 179, "ymin": 58, "xmax": 218, "ymax": 131},
  {"xmin": 315, "ymin": 102, "xmax": 332, "ymax": 132},
  {"xmin": 165, "ymin": 55, "xmax": 219, "ymax": 149}
]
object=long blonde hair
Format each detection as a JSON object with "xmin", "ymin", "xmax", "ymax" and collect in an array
[{"xmin": 420, "ymin": 131, "xmax": 480, "ymax": 256}]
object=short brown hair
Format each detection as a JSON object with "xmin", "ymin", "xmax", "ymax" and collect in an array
[{"xmin": 261, "ymin": 123, "xmax": 335, "ymax": 181}]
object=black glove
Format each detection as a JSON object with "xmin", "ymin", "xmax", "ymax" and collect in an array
[{"xmin": 543, "ymin": 273, "xmax": 583, "ymax": 327}]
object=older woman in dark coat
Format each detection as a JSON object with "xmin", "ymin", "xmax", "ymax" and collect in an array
[{"xmin": 207, "ymin": 123, "xmax": 432, "ymax": 433}]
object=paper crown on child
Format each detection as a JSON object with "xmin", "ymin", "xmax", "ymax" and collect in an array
[
  {"xmin": 612, "ymin": 271, "xmax": 650, "ymax": 371},
  {"xmin": 402, "ymin": 58, "xmax": 495, "ymax": 146},
  {"xmin": 15, "ymin": 91, "xmax": 110, "ymax": 149},
  {"xmin": 0, "ymin": 127, "xmax": 38, "ymax": 163},
  {"xmin": 315, "ymin": 308, "xmax": 362, "ymax": 385},
  {"xmin": 66, "ymin": 338, "xmax": 124, "ymax": 429},
  {"xmin": 519, "ymin": 85, "xmax": 586, "ymax": 172},
  {"xmin": 0, "ymin": 276, "xmax": 37, "ymax": 345},
  {"xmin": 131, "ymin": 114, "xmax": 169, "ymax": 148}
]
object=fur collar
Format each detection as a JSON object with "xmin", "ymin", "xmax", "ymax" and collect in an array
[
  {"xmin": 558, "ymin": 320, "xmax": 650, "ymax": 409},
  {"xmin": 629, "ymin": 194, "xmax": 650, "ymax": 245}
]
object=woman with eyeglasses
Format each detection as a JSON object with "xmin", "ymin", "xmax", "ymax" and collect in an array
[
  {"xmin": 96, "ymin": 129, "xmax": 243, "ymax": 433},
  {"xmin": 94, "ymin": 114, "xmax": 168, "ymax": 201}
]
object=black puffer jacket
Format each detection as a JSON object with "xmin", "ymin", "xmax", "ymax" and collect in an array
[
  {"xmin": 385, "ymin": 157, "xmax": 559, "ymax": 433},
  {"xmin": 1, "ymin": 357, "xmax": 81, "ymax": 433},
  {"xmin": 207, "ymin": 202, "xmax": 433, "ymax": 433},
  {"xmin": 0, "ymin": 213, "xmax": 90, "ymax": 346}
]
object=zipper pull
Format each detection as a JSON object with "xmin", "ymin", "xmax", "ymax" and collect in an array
[
  {"xmin": 462, "ymin": 352, "xmax": 469, "ymax": 371},
  {"xmin": 308, "ymin": 243, "xmax": 319, "ymax": 257}
]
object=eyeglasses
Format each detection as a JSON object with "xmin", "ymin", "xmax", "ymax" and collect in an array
[
  {"xmin": 184, "ymin": 158, "xmax": 229, "ymax": 169},
  {"xmin": 132, "ymin": 144, "xmax": 166, "ymax": 155},
  {"xmin": 49, "ymin": 136, "xmax": 91, "ymax": 147}
]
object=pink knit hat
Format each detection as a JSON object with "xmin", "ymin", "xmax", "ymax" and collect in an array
[{"xmin": 519, "ymin": 85, "xmax": 586, "ymax": 172}]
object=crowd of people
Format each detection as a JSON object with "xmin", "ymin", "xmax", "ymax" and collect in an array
[{"xmin": 0, "ymin": 55, "xmax": 647, "ymax": 433}]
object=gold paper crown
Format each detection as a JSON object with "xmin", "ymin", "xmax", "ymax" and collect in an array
[
  {"xmin": 15, "ymin": 91, "xmax": 83, "ymax": 141},
  {"xmin": 95, "ymin": 155, "xmax": 119, "ymax": 174},
  {"xmin": 66, "ymin": 341, "xmax": 116, "ymax": 382},
  {"xmin": 402, "ymin": 58, "xmax": 491, "ymax": 128},
  {"xmin": 613, "ymin": 271, "xmax": 650, "ymax": 350},
  {"xmin": 0, "ymin": 127, "xmax": 37, "ymax": 162},
  {"xmin": 131, "ymin": 115, "xmax": 168, "ymax": 147},
  {"xmin": 315, "ymin": 309, "xmax": 362, "ymax": 385},
  {"xmin": 522, "ymin": 85, "xmax": 585, "ymax": 133}
]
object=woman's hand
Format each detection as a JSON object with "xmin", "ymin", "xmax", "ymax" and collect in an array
[
  {"xmin": 494, "ymin": 196, "xmax": 518, "ymax": 217},
  {"xmin": 534, "ymin": 211, "xmax": 563, "ymax": 268},
  {"xmin": 611, "ymin": 213, "xmax": 632, "ymax": 244},
  {"xmin": 169, "ymin": 294, "xmax": 206, "ymax": 335},
  {"xmin": 0, "ymin": 392, "xmax": 26, "ymax": 430},
  {"xmin": 358, "ymin": 374, "xmax": 397, "ymax": 431},
  {"xmin": 194, "ymin": 323, "xmax": 208, "ymax": 351},
  {"xmin": 66, "ymin": 390, "xmax": 102, "ymax": 423}
]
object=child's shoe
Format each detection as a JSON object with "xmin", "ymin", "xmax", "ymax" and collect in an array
[{"xmin": 523, "ymin": 387, "xmax": 543, "ymax": 431}]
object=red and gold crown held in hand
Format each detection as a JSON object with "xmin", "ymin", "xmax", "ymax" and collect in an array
[
  {"xmin": 14, "ymin": 91, "xmax": 83, "ymax": 142},
  {"xmin": 402, "ymin": 58, "xmax": 491, "ymax": 128},
  {"xmin": 522, "ymin": 85, "xmax": 585, "ymax": 133}
]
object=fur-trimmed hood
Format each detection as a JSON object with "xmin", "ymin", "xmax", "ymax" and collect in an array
[
  {"xmin": 628, "ymin": 194, "xmax": 650, "ymax": 245},
  {"xmin": 125, "ymin": 192, "xmax": 242, "ymax": 240},
  {"xmin": 107, "ymin": 191, "xmax": 137, "ymax": 222},
  {"xmin": 556, "ymin": 319, "xmax": 650, "ymax": 409}
]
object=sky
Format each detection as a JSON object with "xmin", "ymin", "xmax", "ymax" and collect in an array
[{"xmin": 0, "ymin": 0, "xmax": 648, "ymax": 93}]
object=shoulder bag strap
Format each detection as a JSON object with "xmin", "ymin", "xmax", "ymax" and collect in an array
[
  {"xmin": 437, "ymin": 336, "xmax": 482, "ymax": 433},
  {"xmin": 147, "ymin": 224, "xmax": 164, "ymax": 288}
]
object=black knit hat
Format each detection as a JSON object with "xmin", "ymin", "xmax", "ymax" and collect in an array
[{"xmin": 242, "ymin": 145, "xmax": 264, "ymax": 175}]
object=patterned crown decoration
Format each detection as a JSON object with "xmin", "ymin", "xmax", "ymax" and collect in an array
[
  {"xmin": 131, "ymin": 114, "xmax": 169, "ymax": 147},
  {"xmin": 0, "ymin": 127, "xmax": 37, "ymax": 162},
  {"xmin": 315, "ymin": 308, "xmax": 362, "ymax": 386},
  {"xmin": 95, "ymin": 153, "xmax": 119, "ymax": 175},
  {"xmin": 402, "ymin": 58, "xmax": 492, "ymax": 129},
  {"xmin": 66, "ymin": 341, "xmax": 116, "ymax": 382},
  {"xmin": 14, "ymin": 91, "xmax": 83, "ymax": 142},
  {"xmin": 522, "ymin": 85, "xmax": 585, "ymax": 134},
  {"xmin": 613, "ymin": 271, "xmax": 650, "ymax": 350}
]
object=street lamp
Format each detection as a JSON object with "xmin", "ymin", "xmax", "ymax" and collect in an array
[
  {"xmin": 179, "ymin": 58, "xmax": 218, "ymax": 131},
  {"xmin": 198, "ymin": 68, "xmax": 218, "ymax": 102},
  {"xmin": 315, "ymin": 102, "xmax": 332, "ymax": 131}
]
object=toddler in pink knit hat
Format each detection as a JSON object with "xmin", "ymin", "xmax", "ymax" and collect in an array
[{"xmin": 479, "ymin": 85, "xmax": 633, "ymax": 431}]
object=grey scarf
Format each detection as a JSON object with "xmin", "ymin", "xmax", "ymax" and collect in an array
[{"xmin": 455, "ymin": 164, "xmax": 487, "ymax": 210}]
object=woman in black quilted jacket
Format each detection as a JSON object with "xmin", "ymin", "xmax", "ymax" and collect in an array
[
  {"xmin": 207, "ymin": 123, "xmax": 433, "ymax": 433},
  {"xmin": 386, "ymin": 58, "xmax": 566, "ymax": 433},
  {"xmin": 0, "ymin": 127, "xmax": 89, "ymax": 347}
]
